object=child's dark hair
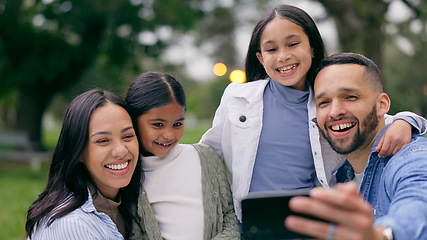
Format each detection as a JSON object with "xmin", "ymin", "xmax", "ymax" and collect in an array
[
  {"xmin": 25, "ymin": 89, "xmax": 143, "ymax": 239},
  {"xmin": 125, "ymin": 71, "xmax": 186, "ymax": 136},
  {"xmin": 244, "ymin": 4, "xmax": 325, "ymax": 87}
]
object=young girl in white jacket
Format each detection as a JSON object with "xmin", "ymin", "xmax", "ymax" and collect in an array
[{"xmin": 200, "ymin": 4, "xmax": 427, "ymax": 222}]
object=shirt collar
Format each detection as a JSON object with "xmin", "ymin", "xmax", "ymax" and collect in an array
[
  {"xmin": 81, "ymin": 188, "xmax": 96, "ymax": 213},
  {"xmin": 142, "ymin": 144, "xmax": 182, "ymax": 171},
  {"xmin": 268, "ymin": 77, "xmax": 309, "ymax": 105}
]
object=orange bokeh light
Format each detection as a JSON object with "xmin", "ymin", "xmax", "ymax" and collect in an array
[{"xmin": 213, "ymin": 62, "xmax": 227, "ymax": 76}]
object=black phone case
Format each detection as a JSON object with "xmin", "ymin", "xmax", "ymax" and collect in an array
[{"xmin": 242, "ymin": 188, "xmax": 326, "ymax": 240}]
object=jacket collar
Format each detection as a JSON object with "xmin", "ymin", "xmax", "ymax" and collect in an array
[{"xmin": 232, "ymin": 79, "xmax": 269, "ymax": 102}]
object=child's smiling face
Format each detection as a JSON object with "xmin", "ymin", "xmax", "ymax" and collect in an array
[
  {"xmin": 256, "ymin": 17, "xmax": 313, "ymax": 91},
  {"xmin": 137, "ymin": 101, "xmax": 185, "ymax": 157}
]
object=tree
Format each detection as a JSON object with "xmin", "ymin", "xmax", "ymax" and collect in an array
[
  {"xmin": 317, "ymin": 0, "xmax": 387, "ymax": 68},
  {"xmin": 317, "ymin": 0, "xmax": 426, "ymax": 115},
  {"xmin": 382, "ymin": 1, "xmax": 427, "ymax": 116},
  {"xmin": 0, "ymin": 0, "xmax": 226, "ymax": 149}
]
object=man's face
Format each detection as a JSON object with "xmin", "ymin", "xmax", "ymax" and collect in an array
[{"xmin": 314, "ymin": 64, "xmax": 380, "ymax": 154}]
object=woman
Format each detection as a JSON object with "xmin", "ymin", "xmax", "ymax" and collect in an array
[{"xmin": 25, "ymin": 89, "xmax": 162, "ymax": 239}]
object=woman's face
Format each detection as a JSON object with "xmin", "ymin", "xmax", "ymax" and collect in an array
[
  {"xmin": 256, "ymin": 17, "xmax": 313, "ymax": 91},
  {"xmin": 137, "ymin": 101, "xmax": 185, "ymax": 157},
  {"xmin": 81, "ymin": 103, "xmax": 138, "ymax": 200}
]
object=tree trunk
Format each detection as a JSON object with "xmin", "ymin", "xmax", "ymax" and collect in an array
[
  {"xmin": 16, "ymin": 85, "xmax": 51, "ymax": 151},
  {"xmin": 318, "ymin": 0, "xmax": 388, "ymax": 70}
]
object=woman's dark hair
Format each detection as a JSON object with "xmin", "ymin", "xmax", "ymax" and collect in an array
[
  {"xmin": 25, "ymin": 89, "xmax": 143, "ymax": 239},
  {"xmin": 125, "ymin": 72, "xmax": 186, "ymax": 141},
  {"xmin": 244, "ymin": 4, "xmax": 325, "ymax": 87}
]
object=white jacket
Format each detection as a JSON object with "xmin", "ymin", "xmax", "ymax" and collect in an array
[{"xmin": 200, "ymin": 79, "xmax": 427, "ymax": 221}]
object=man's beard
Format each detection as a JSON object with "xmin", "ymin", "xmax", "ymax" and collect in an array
[{"xmin": 320, "ymin": 104, "xmax": 379, "ymax": 155}]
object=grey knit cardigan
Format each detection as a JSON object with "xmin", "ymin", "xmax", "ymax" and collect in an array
[{"xmin": 129, "ymin": 143, "xmax": 240, "ymax": 240}]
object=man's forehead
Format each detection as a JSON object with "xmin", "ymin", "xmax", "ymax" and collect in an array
[{"xmin": 314, "ymin": 64, "xmax": 366, "ymax": 92}]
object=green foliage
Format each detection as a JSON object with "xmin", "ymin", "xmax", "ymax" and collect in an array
[
  {"xmin": 318, "ymin": 0, "xmax": 426, "ymax": 116},
  {"xmin": 384, "ymin": 42, "xmax": 427, "ymax": 116},
  {"xmin": 0, "ymin": 0, "xmax": 229, "ymax": 148},
  {"xmin": 153, "ymin": 0, "xmax": 203, "ymax": 29},
  {"xmin": 42, "ymin": 124, "xmax": 60, "ymax": 151},
  {"xmin": 381, "ymin": 2, "xmax": 427, "ymax": 117},
  {"xmin": 187, "ymin": 76, "xmax": 230, "ymax": 119}
]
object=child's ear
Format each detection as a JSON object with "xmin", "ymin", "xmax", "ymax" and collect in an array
[{"xmin": 256, "ymin": 52, "xmax": 264, "ymax": 65}]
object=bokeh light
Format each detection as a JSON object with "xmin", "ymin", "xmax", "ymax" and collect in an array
[
  {"xmin": 213, "ymin": 62, "xmax": 227, "ymax": 76},
  {"xmin": 229, "ymin": 70, "xmax": 246, "ymax": 83}
]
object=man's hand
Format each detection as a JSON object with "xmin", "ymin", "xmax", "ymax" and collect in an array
[{"xmin": 284, "ymin": 182, "xmax": 386, "ymax": 240}]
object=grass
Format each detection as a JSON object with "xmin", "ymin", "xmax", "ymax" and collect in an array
[
  {"xmin": 0, "ymin": 123, "xmax": 210, "ymax": 239},
  {"xmin": 0, "ymin": 162, "xmax": 49, "ymax": 240},
  {"xmin": 181, "ymin": 124, "xmax": 210, "ymax": 144}
]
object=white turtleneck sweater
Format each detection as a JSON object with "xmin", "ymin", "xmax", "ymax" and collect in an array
[{"xmin": 142, "ymin": 144, "xmax": 204, "ymax": 240}]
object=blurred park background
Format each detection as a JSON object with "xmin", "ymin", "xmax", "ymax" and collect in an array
[{"xmin": 1, "ymin": 0, "xmax": 427, "ymax": 239}]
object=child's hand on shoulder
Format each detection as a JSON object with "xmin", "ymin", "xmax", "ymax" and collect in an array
[{"xmin": 375, "ymin": 119, "xmax": 411, "ymax": 157}]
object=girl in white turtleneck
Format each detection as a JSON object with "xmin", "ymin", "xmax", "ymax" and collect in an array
[{"xmin": 125, "ymin": 72, "xmax": 240, "ymax": 240}]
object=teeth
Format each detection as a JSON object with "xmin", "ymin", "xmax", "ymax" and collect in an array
[
  {"xmin": 278, "ymin": 64, "xmax": 296, "ymax": 73},
  {"xmin": 332, "ymin": 123, "xmax": 354, "ymax": 131},
  {"xmin": 106, "ymin": 161, "xmax": 129, "ymax": 170},
  {"xmin": 157, "ymin": 142, "xmax": 171, "ymax": 146}
]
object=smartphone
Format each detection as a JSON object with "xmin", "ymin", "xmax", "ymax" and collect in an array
[{"xmin": 241, "ymin": 188, "xmax": 327, "ymax": 240}]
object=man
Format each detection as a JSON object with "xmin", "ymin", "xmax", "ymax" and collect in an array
[{"xmin": 285, "ymin": 53, "xmax": 427, "ymax": 240}]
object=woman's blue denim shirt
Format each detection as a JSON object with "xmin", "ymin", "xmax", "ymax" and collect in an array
[{"xmin": 336, "ymin": 125, "xmax": 427, "ymax": 240}]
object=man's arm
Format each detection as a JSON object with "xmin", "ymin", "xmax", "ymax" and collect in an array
[{"xmin": 374, "ymin": 144, "xmax": 427, "ymax": 240}]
